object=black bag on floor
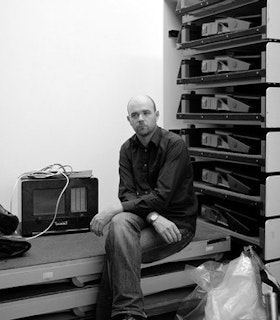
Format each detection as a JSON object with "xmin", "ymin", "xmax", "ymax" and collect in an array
[
  {"xmin": 0, "ymin": 203, "xmax": 31, "ymax": 259},
  {"xmin": 0, "ymin": 237, "xmax": 31, "ymax": 259}
]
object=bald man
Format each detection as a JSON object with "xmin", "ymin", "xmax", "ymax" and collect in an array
[{"xmin": 90, "ymin": 95, "xmax": 197, "ymax": 320}]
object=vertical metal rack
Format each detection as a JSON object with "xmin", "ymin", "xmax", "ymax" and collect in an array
[{"xmin": 174, "ymin": 0, "xmax": 280, "ymax": 281}]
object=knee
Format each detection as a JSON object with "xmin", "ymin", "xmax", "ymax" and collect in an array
[
  {"xmin": 105, "ymin": 212, "xmax": 139, "ymax": 251},
  {"xmin": 106, "ymin": 212, "xmax": 143, "ymax": 243},
  {"xmin": 109, "ymin": 212, "xmax": 134, "ymax": 235}
]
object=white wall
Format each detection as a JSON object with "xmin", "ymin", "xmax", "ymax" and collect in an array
[
  {"xmin": 163, "ymin": 0, "xmax": 184, "ymax": 130},
  {"xmin": 0, "ymin": 0, "xmax": 164, "ymax": 213}
]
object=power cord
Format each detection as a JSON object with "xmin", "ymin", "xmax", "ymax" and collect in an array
[{"xmin": 9, "ymin": 163, "xmax": 73, "ymax": 240}]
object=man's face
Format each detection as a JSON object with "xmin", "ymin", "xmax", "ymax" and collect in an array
[{"xmin": 127, "ymin": 101, "xmax": 159, "ymax": 137}]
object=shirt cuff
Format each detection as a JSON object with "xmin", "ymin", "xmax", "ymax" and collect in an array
[{"xmin": 121, "ymin": 200, "xmax": 135, "ymax": 213}]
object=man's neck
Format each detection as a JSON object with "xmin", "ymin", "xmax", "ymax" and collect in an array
[{"xmin": 137, "ymin": 126, "xmax": 157, "ymax": 147}]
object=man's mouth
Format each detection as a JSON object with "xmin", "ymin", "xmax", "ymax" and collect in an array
[
  {"xmin": 138, "ymin": 125, "xmax": 147, "ymax": 129},
  {"xmin": 137, "ymin": 125, "xmax": 149, "ymax": 134}
]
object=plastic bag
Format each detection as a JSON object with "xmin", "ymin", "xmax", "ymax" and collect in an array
[
  {"xmin": 204, "ymin": 249, "xmax": 266, "ymax": 320},
  {"xmin": 175, "ymin": 261, "xmax": 227, "ymax": 320},
  {"xmin": 175, "ymin": 247, "xmax": 267, "ymax": 320},
  {"xmin": 175, "ymin": 286, "xmax": 207, "ymax": 320}
]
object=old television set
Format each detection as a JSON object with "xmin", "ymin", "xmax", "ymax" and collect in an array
[{"xmin": 18, "ymin": 171, "xmax": 98, "ymax": 236}]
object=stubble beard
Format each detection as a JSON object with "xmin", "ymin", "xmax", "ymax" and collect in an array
[{"xmin": 136, "ymin": 125, "xmax": 150, "ymax": 137}]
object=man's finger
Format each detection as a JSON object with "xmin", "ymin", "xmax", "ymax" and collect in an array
[
  {"xmin": 171, "ymin": 225, "xmax": 182, "ymax": 242},
  {"xmin": 163, "ymin": 231, "xmax": 174, "ymax": 244}
]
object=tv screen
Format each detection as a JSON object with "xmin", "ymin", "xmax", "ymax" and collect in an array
[{"xmin": 33, "ymin": 189, "xmax": 65, "ymax": 216}]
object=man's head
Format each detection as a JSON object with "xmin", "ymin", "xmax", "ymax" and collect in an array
[{"xmin": 127, "ymin": 95, "xmax": 159, "ymax": 139}]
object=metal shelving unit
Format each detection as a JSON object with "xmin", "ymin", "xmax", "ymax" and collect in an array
[{"xmin": 174, "ymin": 0, "xmax": 280, "ymax": 280}]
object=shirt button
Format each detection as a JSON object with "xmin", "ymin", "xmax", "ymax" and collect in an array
[
  {"xmin": 144, "ymin": 149, "xmax": 147, "ymax": 152},
  {"xmin": 144, "ymin": 191, "xmax": 149, "ymax": 194},
  {"xmin": 144, "ymin": 163, "xmax": 147, "ymax": 167}
]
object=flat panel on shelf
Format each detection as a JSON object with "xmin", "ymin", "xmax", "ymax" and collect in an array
[
  {"xmin": 265, "ymin": 175, "xmax": 280, "ymax": 218},
  {"xmin": 266, "ymin": 131, "xmax": 280, "ymax": 172},
  {"xmin": 267, "ymin": 0, "xmax": 280, "ymax": 40},
  {"xmin": 263, "ymin": 218, "xmax": 280, "ymax": 261},
  {"xmin": 265, "ymin": 260, "xmax": 280, "ymax": 284},
  {"xmin": 266, "ymin": 42, "xmax": 280, "ymax": 83},
  {"xmin": 266, "ymin": 87, "xmax": 280, "ymax": 128}
]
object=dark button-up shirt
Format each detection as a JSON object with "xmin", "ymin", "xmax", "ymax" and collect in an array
[{"xmin": 119, "ymin": 126, "xmax": 197, "ymax": 232}]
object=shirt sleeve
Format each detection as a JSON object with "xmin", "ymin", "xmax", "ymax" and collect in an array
[
  {"xmin": 118, "ymin": 143, "xmax": 139, "ymax": 202},
  {"xmin": 120, "ymin": 138, "xmax": 192, "ymax": 217}
]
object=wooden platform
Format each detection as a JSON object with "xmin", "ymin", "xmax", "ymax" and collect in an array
[{"xmin": 0, "ymin": 221, "xmax": 231, "ymax": 319}]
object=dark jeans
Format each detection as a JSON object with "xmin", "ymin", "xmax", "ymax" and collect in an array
[{"xmin": 95, "ymin": 212, "xmax": 194, "ymax": 320}]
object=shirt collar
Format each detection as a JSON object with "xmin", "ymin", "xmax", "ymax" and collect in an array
[
  {"xmin": 132, "ymin": 126, "xmax": 161, "ymax": 148},
  {"xmin": 149, "ymin": 126, "xmax": 161, "ymax": 147}
]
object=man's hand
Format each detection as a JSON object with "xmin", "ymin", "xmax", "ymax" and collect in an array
[
  {"xmin": 90, "ymin": 203, "xmax": 123, "ymax": 237},
  {"xmin": 152, "ymin": 215, "xmax": 182, "ymax": 244}
]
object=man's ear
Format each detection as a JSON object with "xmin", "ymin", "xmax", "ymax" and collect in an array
[
  {"xmin": 127, "ymin": 115, "xmax": 131, "ymax": 124},
  {"xmin": 155, "ymin": 110, "xmax": 159, "ymax": 121}
]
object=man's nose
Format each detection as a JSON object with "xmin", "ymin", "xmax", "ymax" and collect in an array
[{"xmin": 138, "ymin": 113, "xmax": 144, "ymax": 121}]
